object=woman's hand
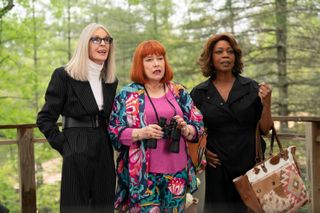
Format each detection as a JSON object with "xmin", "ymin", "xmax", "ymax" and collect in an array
[
  {"xmin": 206, "ymin": 149, "xmax": 221, "ymax": 168},
  {"xmin": 135, "ymin": 124, "xmax": 164, "ymax": 141},
  {"xmin": 144, "ymin": 124, "xmax": 163, "ymax": 139},
  {"xmin": 173, "ymin": 115, "xmax": 194, "ymax": 140},
  {"xmin": 258, "ymin": 82, "xmax": 272, "ymax": 107}
]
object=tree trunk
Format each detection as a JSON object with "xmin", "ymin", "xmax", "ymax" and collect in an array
[
  {"xmin": 151, "ymin": 0, "xmax": 158, "ymax": 39},
  {"xmin": 276, "ymin": 0, "xmax": 288, "ymax": 130},
  {"xmin": 226, "ymin": 0, "xmax": 235, "ymax": 34},
  {"xmin": 32, "ymin": 0, "xmax": 39, "ymax": 113},
  {"xmin": 94, "ymin": 0, "xmax": 99, "ymax": 23},
  {"xmin": 67, "ymin": 0, "xmax": 71, "ymax": 60}
]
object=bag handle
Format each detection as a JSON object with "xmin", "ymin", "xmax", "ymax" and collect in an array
[
  {"xmin": 269, "ymin": 126, "xmax": 289, "ymax": 160},
  {"xmin": 255, "ymin": 123, "xmax": 268, "ymax": 172},
  {"xmin": 197, "ymin": 129, "xmax": 207, "ymax": 163},
  {"xmin": 269, "ymin": 125, "xmax": 284, "ymax": 155},
  {"xmin": 255, "ymin": 123, "xmax": 264, "ymax": 164},
  {"xmin": 256, "ymin": 124, "xmax": 286, "ymax": 164}
]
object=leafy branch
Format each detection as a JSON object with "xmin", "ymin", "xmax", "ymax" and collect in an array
[{"xmin": 0, "ymin": 0, "xmax": 14, "ymax": 19}]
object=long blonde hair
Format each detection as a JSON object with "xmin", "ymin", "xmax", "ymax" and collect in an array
[{"xmin": 65, "ymin": 23, "xmax": 116, "ymax": 83}]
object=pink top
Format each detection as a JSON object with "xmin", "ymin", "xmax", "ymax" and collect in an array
[{"xmin": 119, "ymin": 90, "xmax": 188, "ymax": 174}]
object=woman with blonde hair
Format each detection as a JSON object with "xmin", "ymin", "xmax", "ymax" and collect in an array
[{"xmin": 37, "ymin": 23, "xmax": 118, "ymax": 213}]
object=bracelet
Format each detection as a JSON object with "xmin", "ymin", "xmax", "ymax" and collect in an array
[
  {"xmin": 132, "ymin": 130, "xmax": 140, "ymax": 141},
  {"xmin": 185, "ymin": 126, "xmax": 192, "ymax": 139}
]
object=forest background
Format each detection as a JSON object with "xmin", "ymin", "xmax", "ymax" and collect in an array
[{"xmin": 0, "ymin": 0, "xmax": 319, "ymax": 212}]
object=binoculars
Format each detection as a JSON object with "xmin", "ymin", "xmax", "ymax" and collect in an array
[{"xmin": 144, "ymin": 117, "xmax": 181, "ymax": 153}]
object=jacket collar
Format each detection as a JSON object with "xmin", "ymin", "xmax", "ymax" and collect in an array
[
  {"xmin": 69, "ymin": 78, "xmax": 99, "ymax": 114},
  {"xmin": 197, "ymin": 75, "xmax": 251, "ymax": 91},
  {"xmin": 201, "ymin": 75, "xmax": 252, "ymax": 123},
  {"xmin": 102, "ymin": 79, "xmax": 118, "ymax": 115},
  {"xmin": 228, "ymin": 76, "xmax": 251, "ymax": 105},
  {"xmin": 69, "ymin": 76, "xmax": 118, "ymax": 114}
]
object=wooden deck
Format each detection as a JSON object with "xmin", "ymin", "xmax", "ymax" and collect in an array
[{"xmin": 0, "ymin": 116, "xmax": 319, "ymax": 213}]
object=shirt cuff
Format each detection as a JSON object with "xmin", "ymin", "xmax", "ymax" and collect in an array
[{"xmin": 119, "ymin": 128, "xmax": 134, "ymax": 146}]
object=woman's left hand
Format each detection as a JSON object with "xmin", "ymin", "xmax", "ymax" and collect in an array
[
  {"xmin": 173, "ymin": 115, "xmax": 193, "ymax": 139},
  {"xmin": 258, "ymin": 82, "xmax": 272, "ymax": 107}
]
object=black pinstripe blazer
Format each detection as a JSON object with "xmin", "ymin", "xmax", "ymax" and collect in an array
[{"xmin": 37, "ymin": 67, "xmax": 118, "ymax": 155}]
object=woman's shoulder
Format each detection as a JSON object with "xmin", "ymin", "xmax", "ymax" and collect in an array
[
  {"xmin": 168, "ymin": 81, "xmax": 187, "ymax": 91},
  {"xmin": 192, "ymin": 78, "xmax": 211, "ymax": 91},
  {"xmin": 104, "ymin": 78, "xmax": 118, "ymax": 86},
  {"xmin": 237, "ymin": 75, "xmax": 259, "ymax": 89},
  {"xmin": 50, "ymin": 66, "xmax": 69, "ymax": 81},
  {"xmin": 190, "ymin": 79, "xmax": 211, "ymax": 97},
  {"xmin": 167, "ymin": 81, "xmax": 191, "ymax": 99},
  {"xmin": 118, "ymin": 82, "xmax": 144, "ymax": 94},
  {"xmin": 52, "ymin": 66, "xmax": 66, "ymax": 74}
]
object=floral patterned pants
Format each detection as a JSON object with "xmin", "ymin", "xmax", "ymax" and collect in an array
[{"xmin": 137, "ymin": 168, "xmax": 188, "ymax": 213}]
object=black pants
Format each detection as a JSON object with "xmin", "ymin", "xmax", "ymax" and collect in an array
[
  {"xmin": 0, "ymin": 203, "xmax": 9, "ymax": 213},
  {"xmin": 204, "ymin": 165, "xmax": 247, "ymax": 213},
  {"xmin": 60, "ymin": 129, "xmax": 115, "ymax": 213}
]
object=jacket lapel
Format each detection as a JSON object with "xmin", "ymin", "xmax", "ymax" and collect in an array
[
  {"xmin": 201, "ymin": 77, "xmax": 247, "ymax": 123},
  {"xmin": 102, "ymin": 79, "xmax": 118, "ymax": 117},
  {"xmin": 227, "ymin": 76, "xmax": 251, "ymax": 105},
  {"xmin": 207, "ymin": 84, "xmax": 237, "ymax": 117},
  {"xmin": 69, "ymin": 78, "xmax": 99, "ymax": 114}
]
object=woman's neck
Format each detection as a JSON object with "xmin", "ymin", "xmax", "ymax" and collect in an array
[
  {"xmin": 212, "ymin": 73, "xmax": 235, "ymax": 102},
  {"xmin": 88, "ymin": 59, "xmax": 103, "ymax": 72},
  {"xmin": 213, "ymin": 73, "xmax": 235, "ymax": 84},
  {"xmin": 144, "ymin": 82, "xmax": 166, "ymax": 98},
  {"xmin": 144, "ymin": 81, "xmax": 163, "ymax": 90}
]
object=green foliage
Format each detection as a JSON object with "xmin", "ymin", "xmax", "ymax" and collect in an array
[
  {"xmin": 0, "ymin": 0, "xmax": 319, "ymax": 211},
  {"xmin": 0, "ymin": 146, "xmax": 19, "ymax": 212},
  {"xmin": 37, "ymin": 184, "xmax": 60, "ymax": 212}
]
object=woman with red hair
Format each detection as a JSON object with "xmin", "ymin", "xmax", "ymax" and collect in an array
[{"xmin": 108, "ymin": 40, "xmax": 204, "ymax": 213}]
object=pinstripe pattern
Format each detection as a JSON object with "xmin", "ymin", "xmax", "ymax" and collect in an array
[
  {"xmin": 37, "ymin": 67, "xmax": 118, "ymax": 213},
  {"xmin": 60, "ymin": 128, "xmax": 115, "ymax": 213}
]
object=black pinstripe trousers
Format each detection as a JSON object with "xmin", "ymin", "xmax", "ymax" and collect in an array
[{"xmin": 60, "ymin": 128, "xmax": 116, "ymax": 213}]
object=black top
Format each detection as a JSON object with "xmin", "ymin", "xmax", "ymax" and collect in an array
[{"xmin": 191, "ymin": 75, "xmax": 262, "ymax": 177}]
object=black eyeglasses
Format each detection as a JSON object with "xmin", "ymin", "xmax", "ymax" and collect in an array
[{"xmin": 90, "ymin": 36, "xmax": 113, "ymax": 45}]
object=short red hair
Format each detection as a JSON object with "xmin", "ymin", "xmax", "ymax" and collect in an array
[{"xmin": 130, "ymin": 40, "xmax": 173, "ymax": 84}]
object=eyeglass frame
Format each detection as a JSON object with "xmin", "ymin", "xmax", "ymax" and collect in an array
[{"xmin": 90, "ymin": 36, "xmax": 113, "ymax": 45}]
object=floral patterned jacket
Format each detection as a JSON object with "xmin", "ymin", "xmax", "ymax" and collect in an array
[{"xmin": 108, "ymin": 82, "xmax": 204, "ymax": 211}]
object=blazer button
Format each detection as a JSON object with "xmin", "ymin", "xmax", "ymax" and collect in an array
[
  {"xmin": 220, "ymin": 102, "xmax": 223, "ymax": 105},
  {"xmin": 207, "ymin": 96, "xmax": 210, "ymax": 99}
]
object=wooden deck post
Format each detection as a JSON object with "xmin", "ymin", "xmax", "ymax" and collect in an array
[
  {"xmin": 17, "ymin": 127, "xmax": 37, "ymax": 213},
  {"xmin": 305, "ymin": 121, "xmax": 320, "ymax": 213}
]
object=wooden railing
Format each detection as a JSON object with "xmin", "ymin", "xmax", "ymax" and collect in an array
[
  {"xmin": 0, "ymin": 124, "xmax": 41, "ymax": 213},
  {"xmin": 0, "ymin": 116, "xmax": 319, "ymax": 213}
]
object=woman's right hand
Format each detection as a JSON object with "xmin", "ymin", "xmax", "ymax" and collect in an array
[
  {"xmin": 206, "ymin": 149, "xmax": 221, "ymax": 168},
  {"xmin": 143, "ymin": 124, "xmax": 163, "ymax": 139},
  {"xmin": 132, "ymin": 124, "xmax": 163, "ymax": 141}
]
